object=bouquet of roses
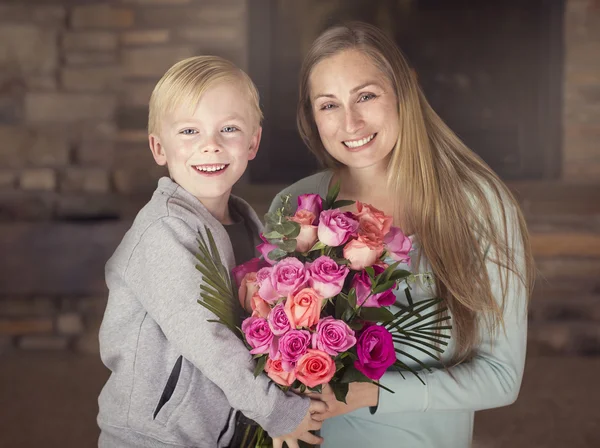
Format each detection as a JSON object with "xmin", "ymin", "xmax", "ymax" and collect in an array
[{"xmin": 195, "ymin": 183, "xmax": 449, "ymax": 447}]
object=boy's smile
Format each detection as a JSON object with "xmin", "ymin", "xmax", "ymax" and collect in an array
[{"xmin": 148, "ymin": 80, "xmax": 261, "ymax": 221}]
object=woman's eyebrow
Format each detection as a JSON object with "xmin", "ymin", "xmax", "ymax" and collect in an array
[{"xmin": 313, "ymin": 81, "xmax": 382, "ymax": 101}]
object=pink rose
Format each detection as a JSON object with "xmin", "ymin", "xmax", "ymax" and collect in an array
[
  {"xmin": 343, "ymin": 237, "xmax": 383, "ymax": 270},
  {"xmin": 256, "ymin": 267, "xmax": 280, "ymax": 303},
  {"xmin": 351, "ymin": 266, "xmax": 396, "ymax": 308},
  {"xmin": 288, "ymin": 210, "xmax": 318, "ymax": 253},
  {"xmin": 384, "ymin": 227, "xmax": 412, "ymax": 263},
  {"xmin": 354, "ymin": 325, "xmax": 396, "ymax": 380},
  {"xmin": 279, "ymin": 329, "xmax": 311, "ymax": 371},
  {"xmin": 285, "ymin": 287, "xmax": 323, "ymax": 329},
  {"xmin": 312, "ymin": 317, "xmax": 356, "ymax": 356},
  {"xmin": 297, "ymin": 194, "xmax": 323, "ymax": 219},
  {"xmin": 242, "ymin": 317, "xmax": 274, "ymax": 355},
  {"xmin": 251, "ymin": 292, "xmax": 271, "ymax": 318},
  {"xmin": 232, "ymin": 257, "xmax": 265, "ymax": 286},
  {"xmin": 355, "ymin": 202, "xmax": 393, "ymax": 235},
  {"xmin": 271, "ymin": 258, "xmax": 308, "ymax": 297},
  {"xmin": 295, "ymin": 349, "xmax": 336, "ymax": 388},
  {"xmin": 268, "ymin": 303, "xmax": 292, "ymax": 336},
  {"xmin": 306, "ymin": 256, "xmax": 349, "ymax": 299},
  {"xmin": 257, "ymin": 234, "xmax": 279, "ymax": 266},
  {"xmin": 238, "ymin": 272, "xmax": 259, "ymax": 310},
  {"xmin": 317, "ymin": 210, "xmax": 359, "ymax": 247},
  {"xmin": 265, "ymin": 358, "xmax": 296, "ymax": 386}
]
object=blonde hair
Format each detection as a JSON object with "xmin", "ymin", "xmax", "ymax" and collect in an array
[
  {"xmin": 148, "ymin": 55, "xmax": 263, "ymax": 134},
  {"xmin": 298, "ymin": 22, "xmax": 534, "ymax": 363}
]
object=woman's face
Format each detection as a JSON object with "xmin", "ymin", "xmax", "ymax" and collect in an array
[{"xmin": 309, "ymin": 49, "xmax": 399, "ymax": 171}]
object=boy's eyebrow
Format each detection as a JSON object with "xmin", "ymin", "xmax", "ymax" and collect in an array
[{"xmin": 312, "ymin": 81, "xmax": 382, "ymax": 101}]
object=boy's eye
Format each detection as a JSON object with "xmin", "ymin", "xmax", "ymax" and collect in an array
[
  {"xmin": 180, "ymin": 129, "xmax": 198, "ymax": 135},
  {"xmin": 358, "ymin": 93, "xmax": 376, "ymax": 102},
  {"xmin": 222, "ymin": 126, "xmax": 239, "ymax": 133}
]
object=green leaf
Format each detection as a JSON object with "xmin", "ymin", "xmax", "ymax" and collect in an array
[
  {"xmin": 278, "ymin": 239, "xmax": 297, "ymax": 252},
  {"xmin": 372, "ymin": 280, "xmax": 397, "ymax": 295},
  {"xmin": 281, "ymin": 221, "xmax": 299, "ymax": 235},
  {"xmin": 348, "ymin": 321, "xmax": 365, "ymax": 331},
  {"xmin": 308, "ymin": 384, "xmax": 322, "ymax": 393},
  {"xmin": 286, "ymin": 223, "xmax": 301, "ymax": 239},
  {"xmin": 341, "ymin": 307, "xmax": 354, "ymax": 322},
  {"xmin": 326, "ymin": 180, "xmax": 341, "ymax": 206},
  {"xmin": 331, "ymin": 382, "xmax": 349, "ymax": 403},
  {"xmin": 340, "ymin": 365, "xmax": 372, "ymax": 383},
  {"xmin": 388, "ymin": 269, "xmax": 412, "ymax": 282},
  {"xmin": 373, "ymin": 381, "xmax": 395, "ymax": 394},
  {"xmin": 359, "ymin": 307, "xmax": 395, "ymax": 323},
  {"xmin": 347, "ymin": 288, "xmax": 357, "ymax": 308},
  {"xmin": 268, "ymin": 248, "xmax": 287, "ymax": 261},
  {"xmin": 332, "ymin": 199, "xmax": 355, "ymax": 209},
  {"xmin": 308, "ymin": 241, "xmax": 326, "ymax": 252},
  {"xmin": 253, "ymin": 355, "xmax": 267, "ymax": 377},
  {"xmin": 263, "ymin": 230, "xmax": 283, "ymax": 239},
  {"xmin": 365, "ymin": 266, "xmax": 375, "ymax": 279},
  {"xmin": 382, "ymin": 261, "xmax": 402, "ymax": 282},
  {"xmin": 335, "ymin": 294, "xmax": 348, "ymax": 319},
  {"xmin": 264, "ymin": 212, "xmax": 280, "ymax": 226}
]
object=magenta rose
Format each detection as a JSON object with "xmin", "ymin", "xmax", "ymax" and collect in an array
[
  {"xmin": 317, "ymin": 210, "xmax": 359, "ymax": 247},
  {"xmin": 268, "ymin": 303, "xmax": 292, "ymax": 336},
  {"xmin": 270, "ymin": 258, "xmax": 308, "ymax": 297},
  {"xmin": 312, "ymin": 317, "xmax": 356, "ymax": 356},
  {"xmin": 384, "ymin": 227, "xmax": 412, "ymax": 263},
  {"xmin": 354, "ymin": 325, "xmax": 396, "ymax": 380},
  {"xmin": 278, "ymin": 329, "xmax": 311, "ymax": 371},
  {"xmin": 232, "ymin": 257, "xmax": 266, "ymax": 286},
  {"xmin": 256, "ymin": 267, "xmax": 280, "ymax": 303},
  {"xmin": 306, "ymin": 256, "xmax": 349, "ymax": 299},
  {"xmin": 257, "ymin": 234, "xmax": 279, "ymax": 266},
  {"xmin": 297, "ymin": 194, "xmax": 323, "ymax": 220},
  {"xmin": 242, "ymin": 316, "xmax": 274, "ymax": 356},
  {"xmin": 351, "ymin": 266, "xmax": 396, "ymax": 308}
]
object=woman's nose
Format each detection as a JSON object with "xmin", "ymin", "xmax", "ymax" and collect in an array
[{"xmin": 344, "ymin": 108, "xmax": 365, "ymax": 134}]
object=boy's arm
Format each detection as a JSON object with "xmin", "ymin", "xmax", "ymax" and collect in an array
[{"xmin": 124, "ymin": 216, "xmax": 308, "ymax": 437}]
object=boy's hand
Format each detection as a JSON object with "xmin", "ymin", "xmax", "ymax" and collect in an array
[
  {"xmin": 306, "ymin": 383, "xmax": 379, "ymax": 420},
  {"xmin": 272, "ymin": 398, "xmax": 327, "ymax": 448}
]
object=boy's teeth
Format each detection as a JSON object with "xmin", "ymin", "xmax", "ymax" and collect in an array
[
  {"xmin": 344, "ymin": 134, "xmax": 375, "ymax": 148},
  {"xmin": 195, "ymin": 164, "xmax": 227, "ymax": 172}
]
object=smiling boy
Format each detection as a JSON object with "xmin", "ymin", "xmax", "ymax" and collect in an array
[{"xmin": 97, "ymin": 56, "xmax": 324, "ymax": 448}]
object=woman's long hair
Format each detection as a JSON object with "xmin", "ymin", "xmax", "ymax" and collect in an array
[{"xmin": 297, "ymin": 22, "xmax": 534, "ymax": 363}]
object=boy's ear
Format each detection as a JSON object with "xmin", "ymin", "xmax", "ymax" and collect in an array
[
  {"xmin": 247, "ymin": 126, "xmax": 262, "ymax": 161},
  {"xmin": 149, "ymin": 134, "xmax": 167, "ymax": 166}
]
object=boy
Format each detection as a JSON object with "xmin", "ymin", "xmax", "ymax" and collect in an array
[{"xmin": 97, "ymin": 56, "xmax": 324, "ymax": 447}]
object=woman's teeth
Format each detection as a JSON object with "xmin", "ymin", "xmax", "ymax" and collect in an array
[
  {"xmin": 343, "ymin": 133, "xmax": 376, "ymax": 148},
  {"xmin": 194, "ymin": 164, "xmax": 227, "ymax": 173}
]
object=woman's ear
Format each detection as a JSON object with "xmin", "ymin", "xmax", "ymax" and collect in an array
[
  {"xmin": 149, "ymin": 134, "xmax": 167, "ymax": 166},
  {"xmin": 247, "ymin": 126, "xmax": 263, "ymax": 161}
]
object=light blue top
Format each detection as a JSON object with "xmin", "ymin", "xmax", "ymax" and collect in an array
[{"xmin": 268, "ymin": 171, "xmax": 528, "ymax": 448}]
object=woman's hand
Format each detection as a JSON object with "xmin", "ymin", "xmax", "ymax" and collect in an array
[
  {"xmin": 307, "ymin": 382, "xmax": 379, "ymax": 420},
  {"xmin": 272, "ymin": 398, "xmax": 327, "ymax": 448}
]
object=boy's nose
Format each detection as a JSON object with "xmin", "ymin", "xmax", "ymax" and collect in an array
[{"xmin": 200, "ymin": 138, "xmax": 222, "ymax": 153}]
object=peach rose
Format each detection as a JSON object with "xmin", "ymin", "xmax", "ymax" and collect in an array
[
  {"xmin": 265, "ymin": 358, "xmax": 296, "ymax": 387},
  {"xmin": 289, "ymin": 210, "xmax": 318, "ymax": 253},
  {"xmin": 251, "ymin": 292, "xmax": 271, "ymax": 318},
  {"xmin": 355, "ymin": 202, "xmax": 393, "ymax": 236},
  {"xmin": 343, "ymin": 237, "xmax": 384, "ymax": 270},
  {"xmin": 238, "ymin": 272, "xmax": 259, "ymax": 311},
  {"xmin": 294, "ymin": 349, "xmax": 336, "ymax": 388},
  {"xmin": 284, "ymin": 287, "xmax": 323, "ymax": 329}
]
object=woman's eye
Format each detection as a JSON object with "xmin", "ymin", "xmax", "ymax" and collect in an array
[
  {"xmin": 222, "ymin": 126, "xmax": 239, "ymax": 133},
  {"xmin": 180, "ymin": 129, "xmax": 197, "ymax": 135},
  {"xmin": 359, "ymin": 93, "xmax": 376, "ymax": 102},
  {"xmin": 320, "ymin": 103, "xmax": 336, "ymax": 111}
]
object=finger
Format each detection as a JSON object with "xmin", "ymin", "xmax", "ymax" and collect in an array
[
  {"xmin": 299, "ymin": 432, "xmax": 324, "ymax": 445},
  {"xmin": 309, "ymin": 417, "xmax": 323, "ymax": 431},
  {"xmin": 309, "ymin": 398, "xmax": 328, "ymax": 414},
  {"xmin": 283, "ymin": 438, "xmax": 299, "ymax": 448},
  {"xmin": 312, "ymin": 413, "xmax": 326, "ymax": 422},
  {"xmin": 305, "ymin": 392, "xmax": 322, "ymax": 400},
  {"xmin": 272, "ymin": 437, "xmax": 283, "ymax": 448}
]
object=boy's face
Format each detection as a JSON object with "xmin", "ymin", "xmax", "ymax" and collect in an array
[{"xmin": 149, "ymin": 80, "xmax": 261, "ymax": 207}]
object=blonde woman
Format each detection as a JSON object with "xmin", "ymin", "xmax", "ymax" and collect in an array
[{"xmin": 269, "ymin": 22, "xmax": 534, "ymax": 448}]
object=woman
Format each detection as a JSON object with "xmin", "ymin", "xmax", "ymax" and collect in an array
[{"xmin": 269, "ymin": 22, "xmax": 534, "ymax": 448}]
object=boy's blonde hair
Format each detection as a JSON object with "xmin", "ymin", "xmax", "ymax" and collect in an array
[{"xmin": 148, "ymin": 55, "xmax": 263, "ymax": 134}]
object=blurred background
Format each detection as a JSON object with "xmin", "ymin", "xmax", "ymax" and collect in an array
[{"xmin": 0, "ymin": 0, "xmax": 599, "ymax": 446}]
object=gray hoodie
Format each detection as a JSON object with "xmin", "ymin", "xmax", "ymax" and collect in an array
[{"xmin": 98, "ymin": 177, "xmax": 308, "ymax": 447}]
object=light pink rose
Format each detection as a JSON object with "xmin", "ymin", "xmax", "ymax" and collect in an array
[
  {"xmin": 232, "ymin": 257, "xmax": 265, "ymax": 286},
  {"xmin": 354, "ymin": 202, "xmax": 393, "ymax": 236},
  {"xmin": 256, "ymin": 267, "xmax": 281, "ymax": 303},
  {"xmin": 238, "ymin": 272, "xmax": 259, "ymax": 311},
  {"xmin": 343, "ymin": 237, "xmax": 383, "ymax": 270},
  {"xmin": 384, "ymin": 227, "xmax": 412, "ymax": 263},
  {"xmin": 317, "ymin": 210, "xmax": 359, "ymax": 247},
  {"xmin": 285, "ymin": 287, "xmax": 323, "ymax": 329},
  {"xmin": 265, "ymin": 358, "xmax": 296, "ymax": 386},
  {"xmin": 251, "ymin": 292, "xmax": 271, "ymax": 318},
  {"xmin": 271, "ymin": 258, "xmax": 308, "ymax": 297},
  {"xmin": 295, "ymin": 349, "xmax": 336, "ymax": 388},
  {"xmin": 242, "ymin": 317, "xmax": 274, "ymax": 355},
  {"xmin": 297, "ymin": 194, "xmax": 323, "ymax": 219},
  {"xmin": 268, "ymin": 303, "xmax": 292, "ymax": 336},
  {"xmin": 312, "ymin": 317, "xmax": 356, "ymax": 356},
  {"xmin": 351, "ymin": 266, "xmax": 396, "ymax": 308},
  {"xmin": 257, "ymin": 234, "xmax": 279, "ymax": 266},
  {"xmin": 288, "ymin": 210, "xmax": 318, "ymax": 253},
  {"xmin": 306, "ymin": 256, "xmax": 349, "ymax": 299}
]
